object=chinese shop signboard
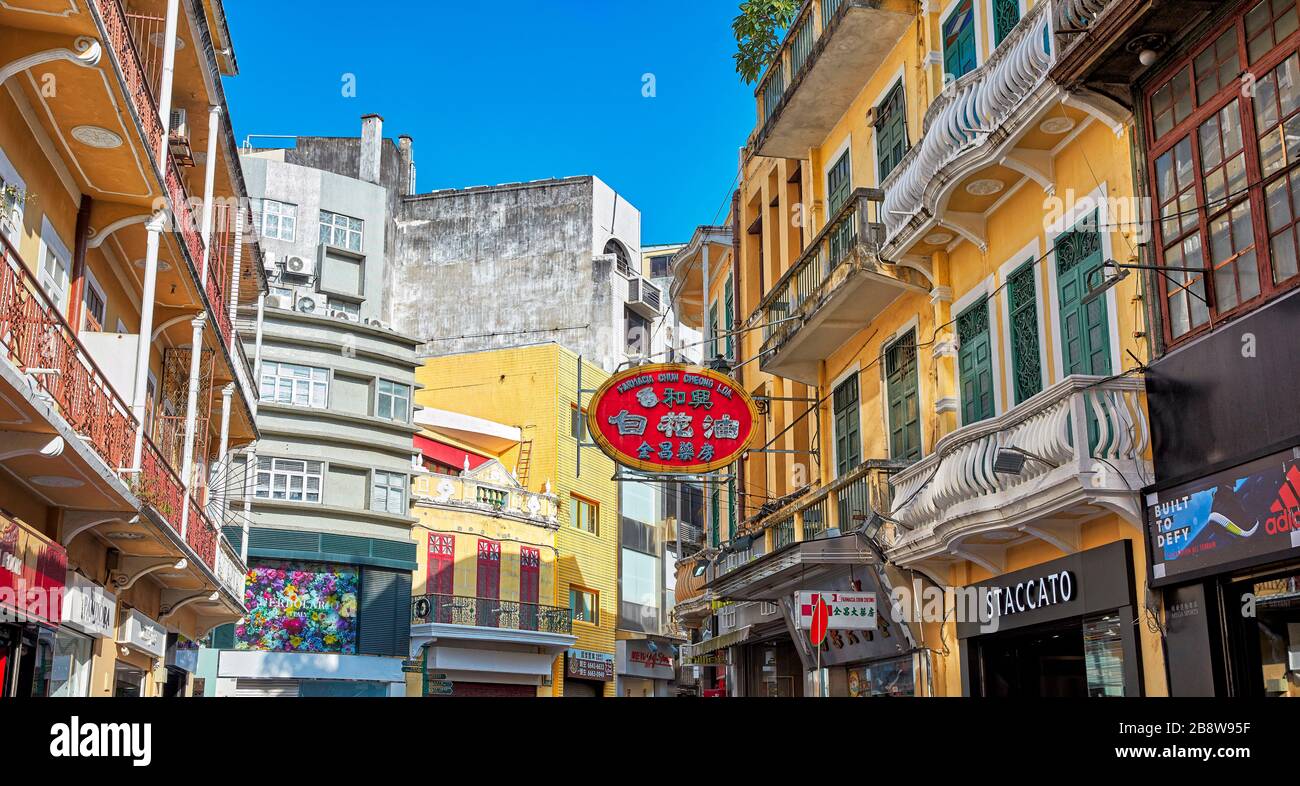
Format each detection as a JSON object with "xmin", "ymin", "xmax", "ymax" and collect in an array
[
  {"xmin": 566, "ymin": 648, "xmax": 615, "ymax": 682},
  {"xmin": 587, "ymin": 364, "xmax": 757, "ymax": 474},
  {"xmin": 1148, "ymin": 447, "xmax": 1300, "ymax": 586},
  {"xmin": 0, "ymin": 513, "xmax": 67, "ymax": 626},
  {"xmin": 796, "ymin": 591, "xmax": 878, "ymax": 631}
]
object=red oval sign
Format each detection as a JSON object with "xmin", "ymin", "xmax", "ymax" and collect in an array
[{"xmin": 586, "ymin": 364, "xmax": 758, "ymax": 474}]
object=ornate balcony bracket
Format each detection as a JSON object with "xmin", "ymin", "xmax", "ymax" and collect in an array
[
  {"xmin": 0, "ymin": 36, "xmax": 101, "ymax": 84},
  {"xmin": 110, "ymin": 555, "xmax": 183, "ymax": 591},
  {"xmin": 159, "ymin": 589, "xmax": 210, "ymax": 620},
  {"xmin": 87, "ymin": 214, "xmax": 152, "ymax": 249},
  {"xmin": 61, "ymin": 510, "xmax": 138, "ymax": 546}
]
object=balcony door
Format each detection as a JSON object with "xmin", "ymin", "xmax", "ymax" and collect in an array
[
  {"xmin": 957, "ymin": 297, "xmax": 996, "ymax": 424},
  {"xmin": 475, "ymin": 539, "xmax": 501, "ymax": 628},
  {"xmin": 833, "ymin": 373, "xmax": 862, "ymax": 477},
  {"xmin": 942, "ymin": 0, "xmax": 978, "ymax": 82},
  {"xmin": 827, "ymin": 150, "xmax": 853, "ymax": 267},
  {"xmin": 886, "ymin": 329, "xmax": 923, "ymax": 461},
  {"xmin": 426, "ymin": 534, "xmax": 454, "ymax": 624},
  {"xmin": 520, "ymin": 546, "xmax": 540, "ymax": 631},
  {"xmin": 1055, "ymin": 215, "xmax": 1113, "ymax": 377}
]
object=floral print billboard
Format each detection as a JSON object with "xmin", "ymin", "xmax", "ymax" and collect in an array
[{"xmin": 235, "ymin": 561, "xmax": 358, "ymax": 654}]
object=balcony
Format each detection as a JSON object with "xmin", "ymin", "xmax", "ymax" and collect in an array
[
  {"xmin": 880, "ymin": 0, "xmax": 1090, "ymax": 259},
  {"xmin": 751, "ymin": 0, "xmax": 916, "ymax": 159},
  {"xmin": 411, "ymin": 594, "xmax": 573, "ymax": 635},
  {"xmin": 757, "ymin": 188, "xmax": 929, "ymax": 385},
  {"xmin": 412, "ymin": 471, "xmax": 559, "ymax": 527},
  {"xmin": 708, "ymin": 460, "xmax": 901, "ymax": 599},
  {"xmin": 0, "ymin": 235, "xmax": 246, "ymax": 616},
  {"xmin": 884, "ymin": 375, "xmax": 1150, "ymax": 576}
]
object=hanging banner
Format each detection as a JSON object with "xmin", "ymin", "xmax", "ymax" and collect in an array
[
  {"xmin": 0, "ymin": 513, "xmax": 67, "ymax": 626},
  {"xmin": 586, "ymin": 363, "xmax": 757, "ymax": 474}
]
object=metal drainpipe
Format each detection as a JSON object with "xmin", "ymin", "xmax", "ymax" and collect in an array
[
  {"xmin": 130, "ymin": 213, "xmax": 167, "ymax": 472},
  {"xmin": 177, "ymin": 312, "xmax": 207, "ymax": 540}
]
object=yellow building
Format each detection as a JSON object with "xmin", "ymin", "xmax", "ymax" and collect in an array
[
  {"xmin": 673, "ymin": 0, "xmax": 1163, "ymax": 697},
  {"xmin": 414, "ymin": 343, "xmax": 620, "ymax": 696},
  {"xmin": 0, "ymin": 0, "xmax": 264, "ymax": 696}
]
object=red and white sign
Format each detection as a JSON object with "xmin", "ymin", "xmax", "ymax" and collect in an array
[
  {"xmin": 587, "ymin": 364, "xmax": 757, "ymax": 474},
  {"xmin": 797, "ymin": 591, "xmax": 878, "ymax": 631},
  {"xmin": 0, "ymin": 514, "xmax": 67, "ymax": 626}
]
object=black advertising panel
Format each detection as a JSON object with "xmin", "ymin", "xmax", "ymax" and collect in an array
[
  {"xmin": 1145, "ymin": 288, "xmax": 1300, "ymax": 484},
  {"xmin": 1147, "ymin": 446, "xmax": 1300, "ymax": 587}
]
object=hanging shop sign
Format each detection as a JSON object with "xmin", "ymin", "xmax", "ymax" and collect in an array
[
  {"xmin": 586, "ymin": 364, "xmax": 758, "ymax": 474},
  {"xmin": 796, "ymin": 591, "xmax": 878, "ymax": 631},
  {"xmin": 565, "ymin": 648, "xmax": 615, "ymax": 682},
  {"xmin": 61, "ymin": 572, "xmax": 117, "ymax": 638},
  {"xmin": 117, "ymin": 608, "xmax": 166, "ymax": 658},
  {"xmin": 1147, "ymin": 447, "xmax": 1300, "ymax": 586},
  {"xmin": 0, "ymin": 513, "xmax": 67, "ymax": 626},
  {"xmin": 617, "ymin": 639, "xmax": 676, "ymax": 680}
]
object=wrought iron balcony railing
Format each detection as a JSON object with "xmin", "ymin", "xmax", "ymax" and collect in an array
[{"xmin": 411, "ymin": 593, "xmax": 574, "ymax": 635}]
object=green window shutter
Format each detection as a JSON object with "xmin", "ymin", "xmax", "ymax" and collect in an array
[
  {"xmin": 724, "ymin": 277, "xmax": 735, "ymax": 359},
  {"xmin": 957, "ymin": 297, "xmax": 996, "ymax": 424},
  {"xmin": 832, "ymin": 374, "xmax": 861, "ymax": 476},
  {"xmin": 886, "ymin": 330, "xmax": 923, "ymax": 461},
  {"xmin": 942, "ymin": 0, "xmax": 978, "ymax": 81},
  {"xmin": 709, "ymin": 302, "xmax": 720, "ymax": 360},
  {"xmin": 1055, "ymin": 214, "xmax": 1112, "ymax": 377},
  {"xmin": 727, "ymin": 478, "xmax": 737, "ymax": 540},
  {"xmin": 1008, "ymin": 260, "xmax": 1044, "ymax": 404},
  {"xmin": 993, "ymin": 0, "xmax": 1021, "ymax": 47},
  {"xmin": 875, "ymin": 80, "xmax": 908, "ymax": 181},
  {"xmin": 358, "ymin": 567, "xmax": 411, "ymax": 657},
  {"xmin": 710, "ymin": 487, "xmax": 721, "ymax": 547},
  {"xmin": 827, "ymin": 150, "xmax": 851, "ymax": 215}
]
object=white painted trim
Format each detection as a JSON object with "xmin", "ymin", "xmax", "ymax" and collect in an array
[
  {"xmin": 938, "ymin": 0, "xmax": 982, "ymax": 82},
  {"xmin": 868, "ymin": 65, "xmax": 908, "ymax": 187},
  {"xmin": 1044, "ymin": 182, "xmax": 1120, "ymax": 383},
  {"xmin": 881, "ymin": 315, "xmax": 926, "ymax": 459},
  {"xmin": 995, "ymin": 237, "xmax": 1046, "ymax": 407},
  {"xmin": 951, "ymin": 274, "xmax": 1005, "ymax": 423},
  {"xmin": 81, "ymin": 264, "xmax": 107, "ymax": 331},
  {"xmin": 37, "ymin": 214, "xmax": 71, "ymax": 314},
  {"xmin": 827, "ymin": 361, "xmax": 863, "ymax": 477}
]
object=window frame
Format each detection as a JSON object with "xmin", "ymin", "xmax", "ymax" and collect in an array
[
  {"xmin": 875, "ymin": 78, "xmax": 909, "ymax": 181},
  {"xmin": 319, "ymin": 210, "xmax": 364, "ymax": 252},
  {"xmin": 1143, "ymin": 0, "xmax": 1300, "ymax": 347},
  {"xmin": 81, "ymin": 266, "xmax": 108, "ymax": 332},
  {"xmin": 255, "ymin": 198, "xmax": 297, "ymax": 242},
  {"xmin": 371, "ymin": 469, "xmax": 406, "ymax": 515},
  {"xmin": 569, "ymin": 494, "xmax": 599, "ymax": 535},
  {"xmin": 255, "ymin": 457, "xmax": 324, "ymax": 504},
  {"xmin": 260, "ymin": 360, "xmax": 330, "ymax": 408},
  {"xmin": 569, "ymin": 585, "xmax": 599, "ymax": 624},
  {"xmin": 375, "ymin": 379, "xmax": 411, "ymax": 422},
  {"xmin": 941, "ymin": 0, "xmax": 980, "ymax": 83}
]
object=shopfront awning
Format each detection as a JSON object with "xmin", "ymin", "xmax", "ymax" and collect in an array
[{"xmin": 682, "ymin": 626, "xmax": 752, "ymax": 665}]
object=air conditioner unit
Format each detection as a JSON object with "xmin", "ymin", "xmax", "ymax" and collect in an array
[
  {"xmin": 627, "ymin": 276, "xmax": 661, "ymax": 318},
  {"xmin": 283, "ymin": 255, "xmax": 314, "ymax": 277},
  {"xmin": 294, "ymin": 291, "xmax": 324, "ymax": 316},
  {"xmin": 329, "ymin": 308, "xmax": 359, "ymax": 323},
  {"xmin": 364, "ymin": 317, "xmax": 385, "ymax": 329},
  {"xmin": 169, "ymin": 108, "xmax": 194, "ymax": 166}
]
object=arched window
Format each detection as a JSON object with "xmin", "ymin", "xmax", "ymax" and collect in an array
[{"xmin": 604, "ymin": 238, "xmax": 632, "ymax": 275}]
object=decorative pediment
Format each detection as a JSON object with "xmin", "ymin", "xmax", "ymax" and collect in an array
[{"xmin": 463, "ymin": 459, "xmax": 520, "ymax": 490}]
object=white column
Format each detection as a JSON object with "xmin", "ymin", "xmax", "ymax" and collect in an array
[
  {"xmin": 214, "ymin": 383, "xmax": 233, "ymax": 513},
  {"xmin": 131, "ymin": 212, "xmax": 168, "ymax": 472},
  {"xmin": 240, "ymin": 444, "xmax": 255, "ymax": 563},
  {"xmin": 156, "ymin": 0, "xmax": 181, "ymax": 163},
  {"xmin": 177, "ymin": 311, "xmax": 207, "ymax": 540},
  {"xmin": 252, "ymin": 291, "xmax": 265, "ymax": 381},
  {"xmin": 198, "ymin": 105, "xmax": 222, "ymax": 281},
  {"xmin": 228, "ymin": 204, "xmax": 245, "ymax": 348}
]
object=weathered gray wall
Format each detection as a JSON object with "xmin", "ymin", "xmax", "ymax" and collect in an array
[{"xmin": 391, "ymin": 176, "xmax": 621, "ymax": 369}]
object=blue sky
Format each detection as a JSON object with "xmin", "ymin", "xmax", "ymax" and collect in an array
[{"xmin": 221, "ymin": 1, "xmax": 756, "ymax": 245}]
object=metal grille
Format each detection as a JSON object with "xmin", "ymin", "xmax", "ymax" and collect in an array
[{"xmin": 1008, "ymin": 261, "xmax": 1043, "ymax": 403}]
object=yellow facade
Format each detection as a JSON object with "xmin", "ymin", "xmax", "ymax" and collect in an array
[
  {"xmin": 703, "ymin": 0, "xmax": 1166, "ymax": 695},
  {"xmin": 414, "ymin": 343, "xmax": 620, "ymax": 696}
]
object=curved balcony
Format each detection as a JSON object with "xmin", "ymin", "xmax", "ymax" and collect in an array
[
  {"xmin": 751, "ymin": 0, "xmax": 917, "ymax": 159},
  {"xmin": 412, "ymin": 471, "xmax": 559, "ymax": 528},
  {"xmin": 756, "ymin": 188, "xmax": 929, "ymax": 385},
  {"xmin": 885, "ymin": 375, "xmax": 1150, "ymax": 577},
  {"xmin": 880, "ymin": 0, "xmax": 1064, "ymax": 258}
]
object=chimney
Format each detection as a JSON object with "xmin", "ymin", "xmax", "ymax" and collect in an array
[
  {"xmin": 360, "ymin": 113, "xmax": 383, "ymax": 184},
  {"xmin": 398, "ymin": 135, "xmax": 415, "ymax": 195}
]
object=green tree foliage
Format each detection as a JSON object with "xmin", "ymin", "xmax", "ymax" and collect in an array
[{"xmin": 733, "ymin": 0, "xmax": 800, "ymax": 84}]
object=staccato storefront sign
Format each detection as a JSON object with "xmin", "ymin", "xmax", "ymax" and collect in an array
[{"xmin": 587, "ymin": 364, "xmax": 757, "ymax": 473}]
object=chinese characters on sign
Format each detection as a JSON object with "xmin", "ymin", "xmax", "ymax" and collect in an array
[
  {"xmin": 796, "ymin": 591, "xmax": 878, "ymax": 631},
  {"xmin": 566, "ymin": 648, "xmax": 615, "ymax": 682},
  {"xmin": 587, "ymin": 364, "xmax": 757, "ymax": 473}
]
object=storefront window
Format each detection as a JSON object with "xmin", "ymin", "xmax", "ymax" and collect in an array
[
  {"xmin": 847, "ymin": 655, "xmax": 915, "ymax": 697},
  {"xmin": 1249, "ymin": 572, "xmax": 1300, "ymax": 696},
  {"xmin": 1083, "ymin": 614, "xmax": 1126, "ymax": 697}
]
